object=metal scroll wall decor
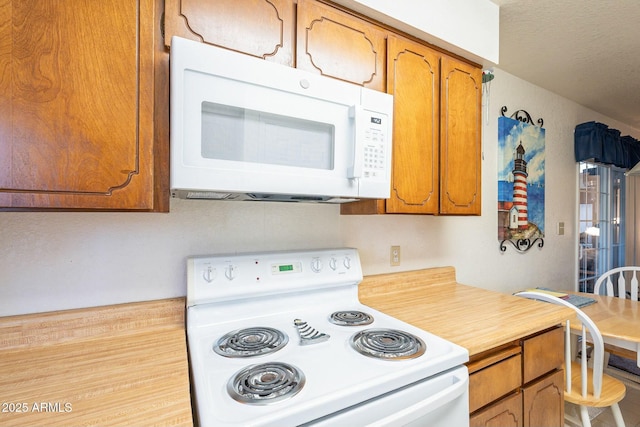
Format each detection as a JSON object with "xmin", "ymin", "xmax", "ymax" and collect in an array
[{"xmin": 498, "ymin": 107, "xmax": 545, "ymax": 253}]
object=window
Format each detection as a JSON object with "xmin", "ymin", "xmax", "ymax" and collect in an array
[{"xmin": 578, "ymin": 162, "xmax": 626, "ymax": 292}]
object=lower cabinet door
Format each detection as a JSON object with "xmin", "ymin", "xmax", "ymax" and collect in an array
[
  {"xmin": 470, "ymin": 392, "xmax": 522, "ymax": 427},
  {"xmin": 522, "ymin": 369, "xmax": 565, "ymax": 427}
]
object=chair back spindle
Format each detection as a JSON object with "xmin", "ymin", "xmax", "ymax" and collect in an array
[
  {"xmin": 595, "ymin": 266, "xmax": 640, "ymax": 300},
  {"xmin": 565, "ymin": 319, "xmax": 571, "ymax": 394}
]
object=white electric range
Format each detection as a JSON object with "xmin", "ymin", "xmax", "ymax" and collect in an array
[{"xmin": 186, "ymin": 248, "xmax": 469, "ymax": 426}]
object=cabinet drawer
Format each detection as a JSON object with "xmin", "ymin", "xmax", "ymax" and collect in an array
[
  {"xmin": 522, "ymin": 326, "xmax": 564, "ymax": 383},
  {"xmin": 470, "ymin": 392, "xmax": 522, "ymax": 427},
  {"xmin": 469, "ymin": 353, "xmax": 522, "ymax": 413}
]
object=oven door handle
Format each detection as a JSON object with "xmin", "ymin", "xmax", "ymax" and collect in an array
[{"xmin": 367, "ymin": 369, "xmax": 469, "ymax": 427}]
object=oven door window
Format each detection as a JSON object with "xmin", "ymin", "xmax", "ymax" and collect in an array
[{"xmin": 201, "ymin": 102, "xmax": 335, "ymax": 170}]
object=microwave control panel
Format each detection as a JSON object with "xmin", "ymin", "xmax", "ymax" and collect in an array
[
  {"xmin": 349, "ymin": 104, "xmax": 391, "ymax": 187},
  {"xmin": 362, "ymin": 123, "xmax": 387, "ymax": 180}
]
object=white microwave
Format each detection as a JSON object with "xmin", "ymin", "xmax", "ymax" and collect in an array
[{"xmin": 170, "ymin": 36, "xmax": 393, "ymax": 203}]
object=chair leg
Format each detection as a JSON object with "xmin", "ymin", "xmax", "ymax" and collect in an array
[
  {"xmin": 611, "ymin": 403, "xmax": 626, "ymax": 427},
  {"xmin": 580, "ymin": 405, "xmax": 592, "ymax": 427}
]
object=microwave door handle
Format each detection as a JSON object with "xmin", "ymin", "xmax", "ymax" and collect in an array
[{"xmin": 347, "ymin": 105, "xmax": 363, "ymax": 179}]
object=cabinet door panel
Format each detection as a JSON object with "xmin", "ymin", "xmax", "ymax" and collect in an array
[
  {"xmin": 296, "ymin": 0, "xmax": 386, "ymax": 90},
  {"xmin": 440, "ymin": 55, "xmax": 482, "ymax": 215},
  {"xmin": 164, "ymin": 0, "xmax": 294, "ymax": 66},
  {"xmin": 522, "ymin": 370, "xmax": 564, "ymax": 427},
  {"xmin": 470, "ymin": 392, "xmax": 523, "ymax": 427},
  {"xmin": 386, "ymin": 35, "xmax": 439, "ymax": 214},
  {"xmin": 0, "ymin": 0, "xmax": 158, "ymax": 210}
]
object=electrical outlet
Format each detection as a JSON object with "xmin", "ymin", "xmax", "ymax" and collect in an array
[{"xmin": 390, "ymin": 246, "xmax": 401, "ymax": 266}]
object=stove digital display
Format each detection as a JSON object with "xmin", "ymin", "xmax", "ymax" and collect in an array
[{"xmin": 271, "ymin": 261, "xmax": 302, "ymax": 275}]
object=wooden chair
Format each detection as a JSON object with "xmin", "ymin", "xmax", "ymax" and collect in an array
[
  {"xmin": 593, "ymin": 266, "xmax": 640, "ymax": 390},
  {"xmin": 594, "ymin": 266, "xmax": 640, "ymax": 301},
  {"xmin": 515, "ymin": 291, "xmax": 626, "ymax": 427}
]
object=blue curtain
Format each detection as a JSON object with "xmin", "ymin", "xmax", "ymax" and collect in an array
[{"xmin": 574, "ymin": 121, "xmax": 640, "ymax": 169}]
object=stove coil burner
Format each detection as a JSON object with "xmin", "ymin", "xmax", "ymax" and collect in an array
[
  {"xmin": 227, "ymin": 362, "xmax": 305, "ymax": 405},
  {"xmin": 329, "ymin": 310, "xmax": 374, "ymax": 326},
  {"xmin": 213, "ymin": 327, "xmax": 288, "ymax": 358},
  {"xmin": 350, "ymin": 328, "xmax": 426, "ymax": 360}
]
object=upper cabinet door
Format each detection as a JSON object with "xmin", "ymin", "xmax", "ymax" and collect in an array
[
  {"xmin": 386, "ymin": 34, "xmax": 440, "ymax": 214},
  {"xmin": 439, "ymin": 55, "xmax": 482, "ymax": 215},
  {"xmin": 164, "ymin": 0, "xmax": 295, "ymax": 66},
  {"xmin": 296, "ymin": 0, "xmax": 386, "ymax": 91},
  {"xmin": 0, "ymin": 0, "xmax": 163, "ymax": 210}
]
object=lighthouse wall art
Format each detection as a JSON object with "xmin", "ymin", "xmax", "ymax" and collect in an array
[{"xmin": 497, "ymin": 116, "xmax": 545, "ymax": 241}]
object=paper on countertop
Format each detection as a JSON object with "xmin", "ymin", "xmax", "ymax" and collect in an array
[
  {"xmin": 525, "ymin": 288, "xmax": 569, "ymax": 299},
  {"xmin": 532, "ymin": 287, "xmax": 597, "ymax": 308}
]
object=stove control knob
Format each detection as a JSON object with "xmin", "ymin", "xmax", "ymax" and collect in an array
[
  {"xmin": 310, "ymin": 257, "xmax": 323, "ymax": 273},
  {"xmin": 343, "ymin": 256, "xmax": 352, "ymax": 269},
  {"xmin": 225, "ymin": 264, "xmax": 237, "ymax": 281},
  {"xmin": 203, "ymin": 266, "xmax": 216, "ymax": 283},
  {"xmin": 329, "ymin": 257, "xmax": 337, "ymax": 270}
]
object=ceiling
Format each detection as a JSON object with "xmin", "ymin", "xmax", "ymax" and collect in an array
[{"xmin": 492, "ymin": 0, "xmax": 640, "ymax": 131}]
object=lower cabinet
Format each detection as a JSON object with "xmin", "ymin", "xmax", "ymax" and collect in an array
[
  {"xmin": 469, "ymin": 326, "xmax": 565, "ymax": 427},
  {"xmin": 470, "ymin": 392, "xmax": 522, "ymax": 427},
  {"xmin": 522, "ymin": 370, "xmax": 565, "ymax": 427}
]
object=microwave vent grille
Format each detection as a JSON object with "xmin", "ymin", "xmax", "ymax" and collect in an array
[{"xmin": 184, "ymin": 191, "xmax": 233, "ymax": 200}]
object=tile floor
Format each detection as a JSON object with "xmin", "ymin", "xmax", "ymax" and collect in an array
[{"xmin": 565, "ymin": 382, "xmax": 640, "ymax": 427}]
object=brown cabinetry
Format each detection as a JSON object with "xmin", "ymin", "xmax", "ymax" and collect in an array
[
  {"xmin": 439, "ymin": 55, "xmax": 482, "ymax": 215},
  {"xmin": 468, "ymin": 346, "xmax": 522, "ymax": 414},
  {"xmin": 470, "ymin": 392, "xmax": 522, "ymax": 427},
  {"xmin": 385, "ymin": 34, "xmax": 440, "ymax": 214},
  {"xmin": 296, "ymin": 0, "xmax": 386, "ymax": 90},
  {"xmin": 164, "ymin": 0, "xmax": 295, "ymax": 66},
  {"xmin": 0, "ymin": 0, "xmax": 168, "ymax": 211},
  {"xmin": 341, "ymin": 34, "xmax": 482, "ymax": 215},
  {"xmin": 522, "ymin": 323, "xmax": 564, "ymax": 382},
  {"xmin": 522, "ymin": 370, "xmax": 564, "ymax": 427},
  {"xmin": 469, "ymin": 327, "xmax": 565, "ymax": 427}
]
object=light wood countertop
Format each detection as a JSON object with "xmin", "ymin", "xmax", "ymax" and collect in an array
[
  {"xmin": 359, "ymin": 267, "xmax": 574, "ymax": 358},
  {"xmin": 0, "ymin": 267, "xmax": 573, "ymax": 426},
  {"xmin": 0, "ymin": 298, "xmax": 193, "ymax": 427}
]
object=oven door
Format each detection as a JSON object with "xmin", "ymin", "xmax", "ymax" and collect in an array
[{"xmin": 302, "ymin": 365, "xmax": 469, "ymax": 427}]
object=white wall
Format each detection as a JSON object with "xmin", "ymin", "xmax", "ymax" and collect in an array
[
  {"xmin": 344, "ymin": 69, "xmax": 640, "ymax": 290},
  {"xmin": 329, "ymin": 0, "xmax": 500, "ymax": 64},
  {"xmin": 0, "ymin": 202, "xmax": 342, "ymax": 316},
  {"xmin": 2, "ymin": 69, "xmax": 639, "ymax": 316}
]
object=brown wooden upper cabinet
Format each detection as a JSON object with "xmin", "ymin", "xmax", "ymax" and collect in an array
[
  {"xmin": 164, "ymin": 0, "xmax": 295, "ymax": 66},
  {"xmin": 0, "ymin": 0, "xmax": 167, "ymax": 211},
  {"xmin": 295, "ymin": 0, "xmax": 386, "ymax": 91},
  {"xmin": 439, "ymin": 55, "xmax": 482, "ymax": 215},
  {"xmin": 385, "ymin": 34, "xmax": 441, "ymax": 214},
  {"xmin": 342, "ymin": 35, "xmax": 482, "ymax": 215}
]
